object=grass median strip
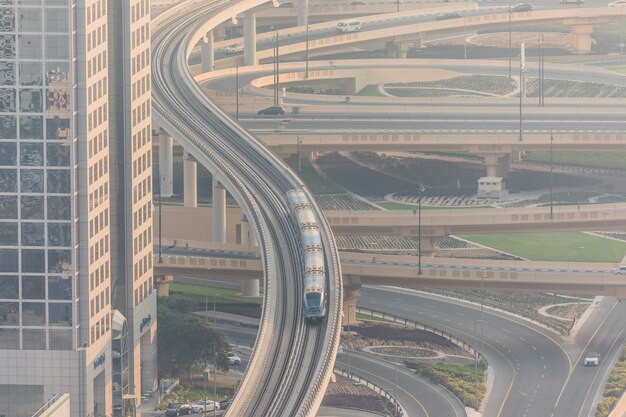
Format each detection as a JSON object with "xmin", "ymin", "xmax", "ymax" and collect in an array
[{"xmin": 596, "ymin": 345, "xmax": 626, "ymax": 417}]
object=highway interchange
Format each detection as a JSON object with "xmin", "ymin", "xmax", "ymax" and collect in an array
[{"xmin": 154, "ymin": 0, "xmax": 626, "ymax": 415}]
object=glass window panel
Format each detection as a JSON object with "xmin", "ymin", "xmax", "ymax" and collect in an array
[
  {"xmin": 0, "ymin": 249, "xmax": 17, "ymax": 271},
  {"xmin": 22, "ymin": 328, "xmax": 45, "ymax": 349},
  {"xmin": 47, "ymin": 196, "xmax": 70, "ymax": 220},
  {"xmin": 22, "ymin": 303, "xmax": 44, "ymax": 325},
  {"xmin": 47, "ymin": 169, "xmax": 70, "ymax": 193},
  {"xmin": 0, "ymin": 222, "xmax": 17, "ymax": 245},
  {"xmin": 19, "ymin": 115, "xmax": 43, "ymax": 139},
  {"xmin": 0, "ymin": 302, "xmax": 18, "ymax": 325},
  {"xmin": 21, "ymin": 222, "xmax": 43, "ymax": 246},
  {"xmin": 22, "ymin": 275, "xmax": 44, "ymax": 299},
  {"xmin": 46, "ymin": 88, "xmax": 69, "ymax": 112},
  {"xmin": 49, "ymin": 329, "xmax": 72, "ymax": 350},
  {"xmin": 0, "ymin": 328, "xmax": 19, "ymax": 349},
  {"xmin": 0, "ymin": 115, "xmax": 16, "ymax": 139},
  {"xmin": 0, "ymin": 8, "xmax": 15, "ymax": 33},
  {"xmin": 18, "ymin": 7, "xmax": 40, "ymax": 32},
  {"xmin": 47, "ymin": 223, "xmax": 70, "ymax": 247},
  {"xmin": 20, "ymin": 195, "xmax": 43, "ymax": 219},
  {"xmin": 19, "ymin": 88, "xmax": 42, "ymax": 112},
  {"xmin": 46, "ymin": 63, "xmax": 69, "ymax": 86},
  {"xmin": 48, "ymin": 249, "xmax": 70, "ymax": 274},
  {"xmin": 0, "ymin": 196, "xmax": 17, "ymax": 219},
  {"xmin": 45, "ymin": 35, "xmax": 67, "ymax": 60},
  {"xmin": 21, "ymin": 248, "xmax": 44, "ymax": 272},
  {"xmin": 48, "ymin": 275, "xmax": 71, "ymax": 300},
  {"xmin": 0, "ymin": 62, "xmax": 15, "ymax": 85},
  {"xmin": 0, "ymin": 276, "xmax": 18, "ymax": 298},
  {"xmin": 48, "ymin": 303, "xmax": 71, "ymax": 326},
  {"xmin": 19, "ymin": 142, "xmax": 42, "ymax": 166},
  {"xmin": 45, "ymin": 116, "xmax": 69, "ymax": 140},
  {"xmin": 44, "ymin": 9, "xmax": 67, "ymax": 32},
  {"xmin": 46, "ymin": 143, "xmax": 69, "ymax": 167},
  {"xmin": 0, "ymin": 35, "xmax": 16, "ymax": 59},
  {"xmin": 0, "ymin": 87, "xmax": 15, "ymax": 111},
  {"xmin": 0, "ymin": 169, "xmax": 16, "ymax": 192},
  {"xmin": 0, "ymin": 141, "xmax": 15, "ymax": 165},
  {"xmin": 19, "ymin": 62, "xmax": 42, "ymax": 86},
  {"xmin": 18, "ymin": 35, "xmax": 41, "ymax": 59},
  {"xmin": 20, "ymin": 169, "xmax": 43, "ymax": 192}
]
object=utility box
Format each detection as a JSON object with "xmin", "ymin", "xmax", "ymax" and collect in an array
[{"xmin": 477, "ymin": 177, "xmax": 505, "ymax": 199}]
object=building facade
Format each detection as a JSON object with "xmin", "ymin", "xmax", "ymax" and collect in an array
[{"xmin": 0, "ymin": 1, "xmax": 156, "ymax": 416}]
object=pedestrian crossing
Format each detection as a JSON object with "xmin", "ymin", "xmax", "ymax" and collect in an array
[{"xmin": 561, "ymin": 342, "xmax": 582, "ymax": 362}]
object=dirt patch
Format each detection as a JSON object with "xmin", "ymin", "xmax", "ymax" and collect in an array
[{"xmin": 323, "ymin": 375, "xmax": 396, "ymax": 415}]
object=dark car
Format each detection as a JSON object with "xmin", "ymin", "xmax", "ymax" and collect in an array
[
  {"xmin": 435, "ymin": 11, "xmax": 462, "ymax": 20},
  {"xmin": 257, "ymin": 106, "xmax": 286, "ymax": 116},
  {"xmin": 164, "ymin": 403, "xmax": 193, "ymax": 416},
  {"xmin": 510, "ymin": 3, "xmax": 532, "ymax": 11},
  {"xmin": 219, "ymin": 398, "xmax": 233, "ymax": 410},
  {"xmin": 279, "ymin": 1, "xmax": 294, "ymax": 7}
]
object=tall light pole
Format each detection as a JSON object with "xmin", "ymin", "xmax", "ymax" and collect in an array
[
  {"xmin": 213, "ymin": 293, "xmax": 219, "ymax": 417},
  {"xmin": 236, "ymin": 65, "xmax": 239, "ymax": 120},
  {"xmin": 474, "ymin": 319, "xmax": 479, "ymax": 409},
  {"xmin": 305, "ymin": 18, "xmax": 310, "ymax": 78},
  {"xmin": 508, "ymin": 8, "xmax": 512, "ymax": 78},
  {"xmin": 480, "ymin": 274, "xmax": 485, "ymax": 358},
  {"xmin": 296, "ymin": 136, "xmax": 302, "ymax": 172},
  {"xmin": 550, "ymin": 131, "xmax": 554, "ymax": 220},
  {"xmin": 158, "ymin": 158, "xmax": 163, "ymax": 263},
  {"xmin": 417, "ymin": 183, "xmax": 425, "ymax": 275},
  {"xmin": 347, "ymin": 304, "xmax": 352, "ymax": 377}
]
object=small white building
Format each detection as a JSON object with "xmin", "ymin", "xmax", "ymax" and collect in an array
[{"xmin": 477, "ymin": 177, "xmax": 506, "ymax": 199}]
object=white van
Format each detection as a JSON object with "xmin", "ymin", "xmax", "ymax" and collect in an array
[{"xmin": 336, "ymin": 20, "xmax": 361, "ymax": 33}]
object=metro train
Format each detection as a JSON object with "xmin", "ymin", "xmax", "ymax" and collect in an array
[{"xmin": 287, "ymin": 189, "xmax": 327, "ymax": 320}]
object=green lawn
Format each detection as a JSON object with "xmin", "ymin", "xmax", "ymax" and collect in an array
[
  {"xmin": 461, "ymin": 232, "xmax": 626, "ymax": 262},
  {"xmin": 170, "ymin": 283, "xmax": 262, "ymax": 305},
  {"xmin": 525, "ymin": 151, "xmax": 626, "ymax": 170},
  {"xmin": 356, "ymin": 84, "xmax": 384, "ymax": 97},
  {"xmin": 298, "ymin": 159, "xmax": 346, "ymax": 195},
  {"xmin": 356, "ymin": 311, "xmax": 395, "ymax": 323},
  {"xmin": 609, "ymin": 66, "xmax": 626, "ymax": 75}
]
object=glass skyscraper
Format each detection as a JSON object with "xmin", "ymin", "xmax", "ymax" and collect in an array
[{"xmin": 0, "ymin": 1, "xmax": 156, "ymax": 416}]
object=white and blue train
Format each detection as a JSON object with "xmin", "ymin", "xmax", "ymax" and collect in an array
[{"xmin": 287, "ymin": 188, "xmax": 327, "ymax": 320}]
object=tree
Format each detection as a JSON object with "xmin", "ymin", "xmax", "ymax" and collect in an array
[{"xmin": 157, "ymin": 298, "xmax": 230, "ymax": 380}]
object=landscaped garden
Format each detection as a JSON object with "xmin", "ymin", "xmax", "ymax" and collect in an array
[
  {"xmin": 596, "ymin": 345, "xmax": 626, "ymax": 417},
  {"xmin": 525, "ymin": 151, "xmax": 626, "ymax": 171},
  {"xmin": 385, "ymin": 75, "xmax": 518, "ymax": 97}
]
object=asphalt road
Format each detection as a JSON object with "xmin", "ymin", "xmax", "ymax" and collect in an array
[{"xmin": 217, "ymin": 319, "xmax": 465, "ymax": 417}]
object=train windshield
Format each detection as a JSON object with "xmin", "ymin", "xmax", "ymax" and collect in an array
[{"xmin": 306, "ymin": 293, "xmax": 321, "ymax": 311}]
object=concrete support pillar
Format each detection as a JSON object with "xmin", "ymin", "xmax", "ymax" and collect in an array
[
  {"xmin": 212, "ymin": 178, "xmax": 227, "ymax": 243},
  {"xmin": 183, "ymin": 151, "xmax": 197, "ymax": 208},
  {"xmin": 239, "ymin": 214, "xmax": 260, "ymax": 296},
  {"xmin": 569, "ymin": 24, "xmax": 593, "ymax": 53},
  {"xmin": 385, "ymin": 41, "xmax": 409, "ymax": 58},
  {"xmin": 241, "ymin": 279, "xmax": 260, "ymax": 297},
  {"xmin": 155, "ymin": 275, "xmax": 174, "ymax": 296},
  {"xmin": 342, "ymin": 285, "xmax": 361, "ymax": 327},
  {"xmin": 243, "ymin": 12, "xmax": 257, "ymax": 66},
  {"xmin": 482, "ymin": 154, "xmax": 509, "ymax": 178},
  {"xmin": 297, "ymin": 0, "xmax": 308, "ymax": 27},
  {"xmin": 158, "ymin": 129, "xmax": 174, "ymax": 197},
  {"xmin": 201, "ymin": 31, "xmax": 214, "ymax": 72}
]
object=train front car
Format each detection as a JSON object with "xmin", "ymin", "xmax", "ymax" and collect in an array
[{"xmin": 287, "ymin": 189, "xmax": 328, "ymax": 320}]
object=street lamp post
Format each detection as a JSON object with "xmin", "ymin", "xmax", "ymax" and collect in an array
[
  {"xmin": 474, "ymin": 319, "xmax": 479, "ymax": 409},
  {"xmin": 480, "ymin": 274, "xmax": 485, "ymax": 358},
  {"xmin": 236, "ymin": 65, "xmax": 239, "ymax": 120},
  {"xmin": 296, "ymin": 136, "xmax": 302, "ymax": 172},
  {"xmin": 347, "ymin": 304, "xmax": 352, "ymax": 377},
  {"xmin": 550, "ymin": 131, "xmax": 554, "ymax": 219},
  {"xmin": 158, "ymin": 159, "xmax": 163, "ymax": 263},
  {"xmin": 508, "ymin": 8, "xmax": 512, "ymax": 78},
  {"xmin": 417, "ymin": 184, "xmax": 425, "ymax": 275}
]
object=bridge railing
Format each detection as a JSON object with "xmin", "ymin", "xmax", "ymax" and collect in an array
[
  {"xmin": 333, "ymin": 368, "xmax": 405, "ymax": 417},
  {"xmin": 357, "ymin": 306, "xmax": 480, "ymax": 358}
]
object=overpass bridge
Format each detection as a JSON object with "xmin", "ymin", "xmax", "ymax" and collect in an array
[
  {"xmin": 156, "ymin": 203, "xmax": 626, "ymax": 253},
  {"xmin": 153, "ymin": 245, "xmax": 625, "ymax": 324}
]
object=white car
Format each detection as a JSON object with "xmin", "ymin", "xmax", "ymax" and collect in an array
[
  {"xmin": 609, "ymin": 0, "xmax": 626, "ymax": 5},
  {"xmin": 224, "ymin": 44, "xmax": 243, "ymax": 54},
  {"xmin": 227, "ymin": 352, "xmax": 242, "ymax": 365},
  {"xmin": 192, "ymin": 400, "xmax": 219, "ymax": 413},
  {"xmin": 584, "ymin": 352, "xmax": 600, "ymax": 366},
  {"xmin": 613, "ymin": 266, "xmax": 626, "ymax": 275}
]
